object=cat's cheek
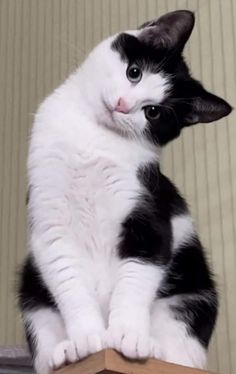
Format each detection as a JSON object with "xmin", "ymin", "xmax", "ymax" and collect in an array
[{"xmin": 133, "ymin": 113, "xmax": 149, "ymax": 134}]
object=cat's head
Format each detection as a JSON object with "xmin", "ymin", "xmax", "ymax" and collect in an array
[{"xmin": 82, "ymin": 10, "xmax": 232, "ymax": 145}]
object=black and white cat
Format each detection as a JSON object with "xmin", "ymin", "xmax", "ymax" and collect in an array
[{"xmin": 18, "ymin": 10, "xmax": 232, "ymax": 374}]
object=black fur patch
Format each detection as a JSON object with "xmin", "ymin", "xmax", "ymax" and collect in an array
[
  {"xmin": 119, "ymin": 198, "xmax": 172, "ymax": 265},
  {"xmin": 119, "ymin": 163, "xmax": 187, "ymax": 263},
  {"xmin": 112, "ymin": 33, "xmax": 171, "ymax": 74},
  {"xmin": 139, "ymin": 163, "xmax": 188, "ymax": 218},
  {"xmin": 18, "ymin": 255, "xmax": 56, "ymax": 359},
  {"xmin": 159, "ymin": 239, "xmax": 215, "ymax": 296},
  {"xmin": 173, "ymin": 295, "xmax": 218, "ymax": 348},
  {"xmin": 18, "ymin": 254, "xmax": 56, "ymax": 311}
]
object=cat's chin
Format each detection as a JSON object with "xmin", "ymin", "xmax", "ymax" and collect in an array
[
  {"xmin": 97, "ymin": 109, "xmax": 132, "ymax": 138},
  {"xmin": 101, "ymin": 112, "xmax": 142, "ymax": 140},
  {"xmin": 101, "ymin": 118, "xmax": 131, "ymax": 138},
  {"xmin": 105, "ymin": 122, "xmax": 138, "ymax": 140}
]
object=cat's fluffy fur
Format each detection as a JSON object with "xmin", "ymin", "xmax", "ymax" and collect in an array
[{"xmin": 18, "ymin": 10, "xmax": 232, "ymax": 374}]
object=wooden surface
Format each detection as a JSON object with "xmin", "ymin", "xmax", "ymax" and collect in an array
[{"xmin": 54, "ymin": 349, "xmax": 215, "ymax": 374}]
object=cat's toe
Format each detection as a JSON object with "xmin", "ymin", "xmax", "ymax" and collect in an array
[
  {"xmin": 106, "ymin": 326, "xmax": 150, "ymax": 359},
  {"xmin": 50, "ymin": 340, "xmax": 78, "ymax": 370},
  {"xmin": 74, "ymin": 330, "xmax": 106, "ymax": 358},
  {"xmin": 121, "ymin": 330, "xmax": 150, "ymax": 359},
  {"xmin": 50, "ymin": 331, "xmax": 105, "ymax": 370}
]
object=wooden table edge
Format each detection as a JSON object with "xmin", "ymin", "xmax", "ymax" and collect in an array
[{"xmin": 54, "ymin": 349, "xmax": 217, "ymax": 374}]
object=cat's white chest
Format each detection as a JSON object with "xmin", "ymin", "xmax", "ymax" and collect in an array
[
  {"xmin": 66, "ymin": 139, "xmax": 146, "ymax": 311},
  {"xmin": 31, "ymin": 109, "xmax": 157, "ymax": 307},
  {"xmin": 68, "ymin": 146, "xmax": 142, "ymax": 255}
]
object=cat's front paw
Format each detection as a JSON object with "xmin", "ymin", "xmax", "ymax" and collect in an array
[
  {"xmin": 106, "ymin": 325, "xmax": 150, "ymax": 359},
  {"xmin": 50, "ymin": 340, "xmax": 78, "ymax": 370},
  {"xmin": 50, "ymin": 331, "xmax": 106, "ymax": 370}
]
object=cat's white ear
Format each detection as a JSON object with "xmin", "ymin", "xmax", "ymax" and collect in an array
[{"xmin": 139, "ymin": 10, "xmax": 195, "ymax": 51}]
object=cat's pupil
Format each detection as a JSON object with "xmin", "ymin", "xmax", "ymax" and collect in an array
[
  {"xmin": 144, "ymin": 106, "xmax": 160, "ymax": 120},
  {"xmin": 130, "ymin": 68, "xmax": 139, "ymax": 78},
  {"xmin": 126, "ymin": 64, "xmax": 142, "ymax": 83}
]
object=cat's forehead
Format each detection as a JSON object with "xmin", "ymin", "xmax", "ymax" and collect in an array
[{"xmin": 111, "ymin": 29, "xmax": 172, "ymax": 74}]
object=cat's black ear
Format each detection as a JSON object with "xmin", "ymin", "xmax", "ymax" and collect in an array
[
  {"xmin": 139, "ymin": 10, "xmax": 195, "ymax": 51},
  {"xmin": 183, "ymin": 87, "xmax": 232, "ymax": 126}
]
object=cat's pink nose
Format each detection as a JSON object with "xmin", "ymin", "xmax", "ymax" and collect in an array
[{"xmin": 115, "ymin": 98, "xmax": 129, "ymax": 113}]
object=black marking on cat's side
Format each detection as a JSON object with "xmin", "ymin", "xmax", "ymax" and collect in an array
[
  {"xmin": 119, "ymin": 161, "xmax": 218, "ymax": 347},
  {"xmin": 159, "ymin": 238, "xmax": 215, "ymax": 296},
  {"xmin": 119, "ymin": 199, "xmax": 172, "ymax": 265},
  {"xmin": 18, "ymin": 254, "xmax": 57, "ymax": 311},
  {"xmin": 119, "ymin": 164, "xmax": 188, "ymax": 264},
  {"xmin": 18, "ymin": 255, "xmax": 57, "ymax": 358},
  {"xmin": 173, "ymin": 295, "xmax": 218, "ymax": 348}
]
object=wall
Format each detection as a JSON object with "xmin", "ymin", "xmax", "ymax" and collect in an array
[{"xmin": 0, "ymin": 1, "xmax": 235, "ymax": 373}]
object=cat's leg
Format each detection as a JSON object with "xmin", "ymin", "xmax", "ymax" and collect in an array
[
  {"xmin": 19, "ymin": 253, "xmax": 105, "ymax": 372},
  {"xmin": 107, "ymin": 206, "xmax": 171, "ymax": 359},
  {"xmin": 27, "ymin": 155, "xmax": 107, "ymax": 360},
  {"xmin": 19, "ymin": 255, "xmax": 81, "ymax": 373},
  {"xmin": 29, "ymin": 247, "xmax": 105, "ymax": 361},
  {"xmin": 150, "ymin": 297, "xmax": 210, "ymax": 369},
  {"xmin": 24, "ymin": 307, "xmax": 67, "ymax": 374},
  {"xmin": 31, "ymin": 240, "xmax": 106, "ymax": 360},
  {"xmin": 107, "ymin": 260, "xmax": 163, "ymax": 359}
]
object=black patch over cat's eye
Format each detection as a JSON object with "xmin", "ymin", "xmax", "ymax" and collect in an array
[
  {"xmin": 144, "ymin": 106, "xmax": 160, "ymax": 120},
  {"xmin": 126, "ymin": 64, "xmax": 142, "ymax": 83}
]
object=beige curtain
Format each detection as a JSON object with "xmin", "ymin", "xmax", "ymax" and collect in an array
[{"xmin": 0, "ymin": 1, "xmax": 235, "ymax": 373}]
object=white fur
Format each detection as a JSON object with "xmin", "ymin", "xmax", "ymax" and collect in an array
[
  {"xmin": 107, "ymin": 261, "xmax": 164, "ymax": 359},
  {"xmin": 150, "ymin": 299, "xmax": 207, "ymax": 369},
  {"xmin": 24, "ymin": 308, "xmax": 66, "ymax": 374},
  {"xmin": 27, "ymin": 31, "xmax": 204, "ymax": 373},
  {"xmin": 171, "ymin": 214, "xmax": 195, "ymax": 250}
]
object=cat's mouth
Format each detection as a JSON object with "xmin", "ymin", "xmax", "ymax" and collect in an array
[
  {"xmin": 101, "ymin": 96, "xmax": 138, "ymax": 138},
  {"xmin": 100, "ymin": 98, "xmax": 131, "ymax": 136},
  {"xmin": 101, "ymin": 98, "xmax": 119, "ymax": 124}
]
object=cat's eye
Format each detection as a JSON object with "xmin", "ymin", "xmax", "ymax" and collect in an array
[
  {"xmin": 126, "ymin": 64, "xmax": 142, "ymax": 83},
  {"xmin": 144, "ymin": 106, "xmax": 160, "ymax": 120}
]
